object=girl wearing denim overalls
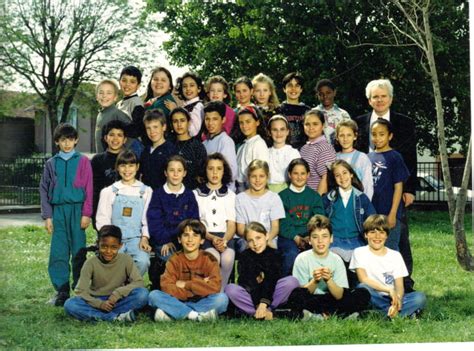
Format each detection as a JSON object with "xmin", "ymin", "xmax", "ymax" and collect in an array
[{"xmin": 96, "ymin": 150, "xmax": 153, "ymax": 276}]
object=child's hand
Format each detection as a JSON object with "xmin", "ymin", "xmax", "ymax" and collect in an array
[
  {"xmin": 139, "ymin": 237, "xmax": 152, "ymax": 252},
  {"xmin": 161, "ymin": 242, "xmax": 176, "ymax": 257},
  {"xmin": 256, "ymin": 271, "xmax": 265, "ymax": 284},
  {"xmin": 80, "ymin": 216, "xmax": 91, "ymax": 230},
  {"xmin": 99, "ymin": 300, "xmax": 115, "ymax": 312},
  {"xmin": 255, "ymin": 302, "xmax": 268, "ymax": 320},
  {"xmin": 107, "ymin": 295, "xmax": 118, "ymax": 305},
  {"xmin": 293, "ymin": 235, "xmax": 303, "ymax": 248},
  {"xmin": 176, "ymin": 280, "xmax": 186, "ymax": 289},
  {"xmin": 320, "ymin": 267, "xmax": 333, "ymax": 281},
  {"xmin": 312, "ymin": 267, "xmax": 324, "ymax": 282},
  {"xmin": 387, "ymin": 213, "xmax": 396, "ymax": 229},
  {"xmin": 165, "ymin": 100, "xmax": 177, "ymax": 111},
  {"xmin": 212, "ymin": 237, "xmax": 226, "ymax": 252},
  {"xmin": 45, "ymin": 218, "xmax": 53, "ymax": 234}
]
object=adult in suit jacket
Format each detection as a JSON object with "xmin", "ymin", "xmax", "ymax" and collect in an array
[{"xmin": 354, "ymin": 79, "xmax": 417, "ymax": 291}]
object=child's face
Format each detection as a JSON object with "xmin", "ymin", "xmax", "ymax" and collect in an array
[
  {"xmin": 171, "ymin": 112, "xmax": 190, "ymax": 137},
  {"xmin": 309, "ymin": 228, "xmax": 333, "ymax": 256},
  {"xmin": 336, "ymin": 126, "xmax": 356, "ymax": 152},
  {"xmin": 206, "ymin": 159, "xmax": 224, "ymax": 187},
  {"xmin": 270, "ymin": 119, "xmax": 289, "ymax": 146},
  {"xmin": 96, "ymin": 83, "xmax": 117, "ymax": 108},
  {"xmin": 235, "ymin": 83, "xmax": 253, "ymax": 105},
  {"xmin": 182, "ymin": 77, "xmax": 201, "ymax": 101},
  {"xmin": 304, "ymin": 114, "xmax": 324, "ymax": 140},
  {"xmin": 253, "ymin": 82, "xmax": 271, "ymax": 106},
  {"xmin": 204, "ymin": 111, "xmax": 225, "ymax": 137},
  {"xmin": 98, "ymin": 236, "xmax": 122, "ymax": 263},
  {"xmin": 55, "ymin": 136, "xmax": 78, "ymax": 153},
  {"xmin": 239, "ymin": 113, "xmax": 259, "ymax": 138},
  {"xmin": 104, "ymin": 128, "xmax": 126, "ymax": 153},
  {"xmin": 371, "ymin": 123, "xmax": 392, "ymax": 151},
  {"xmin": 368, "ymin": 87, "xmax": 392, "ymax": 115},
  {"xmin": 165, "ymin": 161, "xmax": 186, "ymax": 187},
  {"xmin": 289, "ymin": 164, "xmax": 309, "ymax": 189},
  {"xmin": 119, "ymin": 74, "xmax": 140, "ymax": 97},
  {"xmin": 208, "ymin": 82, "xmax": 227, "ymax": 102},
  {"xmin": 145, "ymin": 120, "xmax": 166, "ymax": 145},
  {"xmin": 333, "ymin": 164, "xmax": 353, "ymax": 191},
  {"xmin": 283, "ymin": 78, "xmax": 302, "ymax": 103},
  {"xmin": 151, "ymin": 71, "xmax": 171, "ymax": 98},
  {"xmin": 248, "ymin": 168, "xmax": 268, "ymax": 193},
  {"xmin": 246, "ymin": 230, "xmax": 267, "ymax": 254},
  {"xmin": 178, "ymin": 226, "xmax": 204, "ymax": 254},
  {"xmin": 317, "ymin": 86, "xmax": 336, "ymax": 108},
  {"xmin": 365, "ymin": 228, "xmax": 388, "ymax": 251},
  {"xmin": 118, "ymin": 163, "xmax": 139, "ymax": 184}
]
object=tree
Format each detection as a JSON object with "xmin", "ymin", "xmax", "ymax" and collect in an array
[
  {"xmin": 0, "ymin": 0, "xmax": 146, "ymax": 151},
  {"xmin": 147, "ymin": 0, "xmax": 470, "ymax": 157}
]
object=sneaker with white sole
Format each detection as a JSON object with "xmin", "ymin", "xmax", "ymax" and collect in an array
[
  {"xmin": 302, "ymin": 309, "xmax": 325, "ymax": 321},
  {"xmin": 116, "ymin": 310, "xmax": 136, "ymax": 322},
  {"xmin": 197, "ymin": 309, "xmax": 217, "ymax": 322},
  {"xmin": 154, "ymin": 308, "xmax": 172, "ymax": 322}
]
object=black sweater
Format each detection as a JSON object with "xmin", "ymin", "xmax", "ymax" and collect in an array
[{"xmin": 237, "ymin": 247, "xmax": 283, "ymax": 307}]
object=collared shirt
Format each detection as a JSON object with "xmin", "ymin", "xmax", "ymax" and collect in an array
[
  {"xmin": 164, "ymin": 182, "xmax": 185, "ymax": 196},
  {"xmin": 289, "ymin": 184, "xmax": 306, "ymax": 193},
  {"xmin": 338, "ymin": 187, "xmax": 352, "ymax": 207}
]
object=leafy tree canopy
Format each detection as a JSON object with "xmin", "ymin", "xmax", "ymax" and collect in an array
[{"xmin": 147, "ymin": 0, "xmax": 469, "ymax": 156}]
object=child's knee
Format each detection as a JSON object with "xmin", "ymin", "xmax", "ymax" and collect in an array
[{"xmin": 133, "ymin": 287, "xmax": 150, "ymax": 304}]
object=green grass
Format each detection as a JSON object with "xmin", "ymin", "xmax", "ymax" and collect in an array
[{"xmin": 0, "ymin": 211, "xmax": 473, "ymax": 348}]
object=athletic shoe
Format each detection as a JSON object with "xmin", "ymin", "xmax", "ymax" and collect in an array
[
  {"xmin": 302, "ymin": 309, "xmax": 325, "ymax": 321},
  {"xmin": 47, "ymin": 292, "xmax": 69, "ymax": 307},
  {"xmin": 154, "ymin": 308, "xmax": 172, "ymax": 322},
  {"xmin": 116, "ymin": 310, "xmax": 136, "ymax": 322},
  {"xmin": 345, "ymin": 312, "xmax": 360, "ymax": 320},
  {"xmin": 197, "ymin": 309, "xmax": 217, "ymax": 322}
]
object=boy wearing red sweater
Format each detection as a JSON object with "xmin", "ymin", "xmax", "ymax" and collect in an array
[{"xmin": 148, "ymin": 219, "xmax": 229, "ymax": 321}]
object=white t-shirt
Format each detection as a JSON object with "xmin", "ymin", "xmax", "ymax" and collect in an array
[
  {"xmin": 235, "ymin": 190, "xmax": 285, "ymax": 233},
  {"xmin": 349, "ymin": 245, "xmax": 408, "ymax": 295},
  {"xmin": 193, "ymin": 187, "xmax": 236, "ymax": 233},
  {"xmin": 268, "ymin": 144, "xmax": 300, "ymax": 184}
]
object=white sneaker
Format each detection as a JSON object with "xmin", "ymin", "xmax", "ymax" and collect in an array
[
  {"xmin": 302, "ymin": 309, "xmax": 325, "ymax": 321},
  {"xmin": 154, "ymin": 308, "xmax": 172, "ymax": 322},
  {"xmin": 116, "ymin": 310, "xmax": 136, "ymax": 322},
  {"xmin": 346, "ymin": 312, "xmax": 360, "ymax": 320},
  {"xmin": 197, "ymin": 309, "xmax": 217, "ymax": 322}
]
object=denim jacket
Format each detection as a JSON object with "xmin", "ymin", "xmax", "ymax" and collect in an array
[{"xmin": 323, "ymin": 188, "xmax": 376, "ymax": 234}]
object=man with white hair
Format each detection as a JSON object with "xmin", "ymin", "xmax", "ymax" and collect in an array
[{"xmin": 354, "ymin": 79, "xmax": 417, "ymax": 292}]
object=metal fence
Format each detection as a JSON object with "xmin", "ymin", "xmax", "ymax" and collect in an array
[
  {"xmin": 0, "ymin": 156, "xmax": 47, "ymax": 206},
  {"xmin": 0, "ymin": 157, "xmax": 470, "ymax": 206}
]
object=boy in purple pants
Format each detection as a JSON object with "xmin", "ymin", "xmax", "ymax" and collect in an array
[{"xmin": 225, "ymin": 222, "xmax": 300, "ymax": 320}]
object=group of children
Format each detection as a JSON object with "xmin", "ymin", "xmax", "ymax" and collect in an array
[{"xmin": 39, "ymin": 66, "xmax": 426, "ymax": 323}]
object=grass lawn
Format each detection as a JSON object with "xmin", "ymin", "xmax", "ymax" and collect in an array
[{"xmin": 0, "ymin": 210, "xmax": 473, "ymax": 349}]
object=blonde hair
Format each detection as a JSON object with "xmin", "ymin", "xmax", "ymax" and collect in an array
[
  {"xmin": 252, "ymin": 73, "xmax": 280, "ymax": 110},
  {"xmin": 246, "ymin": 159, "xmax": 270, "ymax": 183},
  {"xmin": 96, "ymin": 79, "xmax": 119, "ymax": 96}
]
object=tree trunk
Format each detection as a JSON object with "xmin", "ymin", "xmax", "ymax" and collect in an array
[{"xmin": 423, "ymin": 5, "xmax": 474, "ymax": 270}]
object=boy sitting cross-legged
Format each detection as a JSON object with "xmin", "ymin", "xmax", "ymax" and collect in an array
[
  {"xmin": 349, "ymin": 214, "xmax": 426, "ymax": 318},
  {"xmin": 291, "ymin": 215, "xmax": 370, "ymax": 320},
  {"xmin": 64, "ymin": 225, "xmax": 149, "ymax": 322},
  {"xmin": 148, "ymin": 219, "xmax": 229, "ymax": 322}
]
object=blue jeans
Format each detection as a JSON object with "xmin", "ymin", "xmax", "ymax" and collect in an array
[
  {"xmin": 330, "ymin": 236, "xmax": 365, "ymax": 262},
  {"xmin": 386, "ymin": 220, "xmax": 401, "ymax": 251},
  {"xmin": 148, "ymin": 290, "xmax": 228, "ymax": 320},
  {"xmin": 357, "ymin": 283, "xmax": 426, "ymax": 317},
  {"xmin": 277, "ymin": 236, "xmax": 301, "ymax": 276},
  {"xmin": 64, "ymin": 287, "xmax": 149, "ymax": 322}
]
